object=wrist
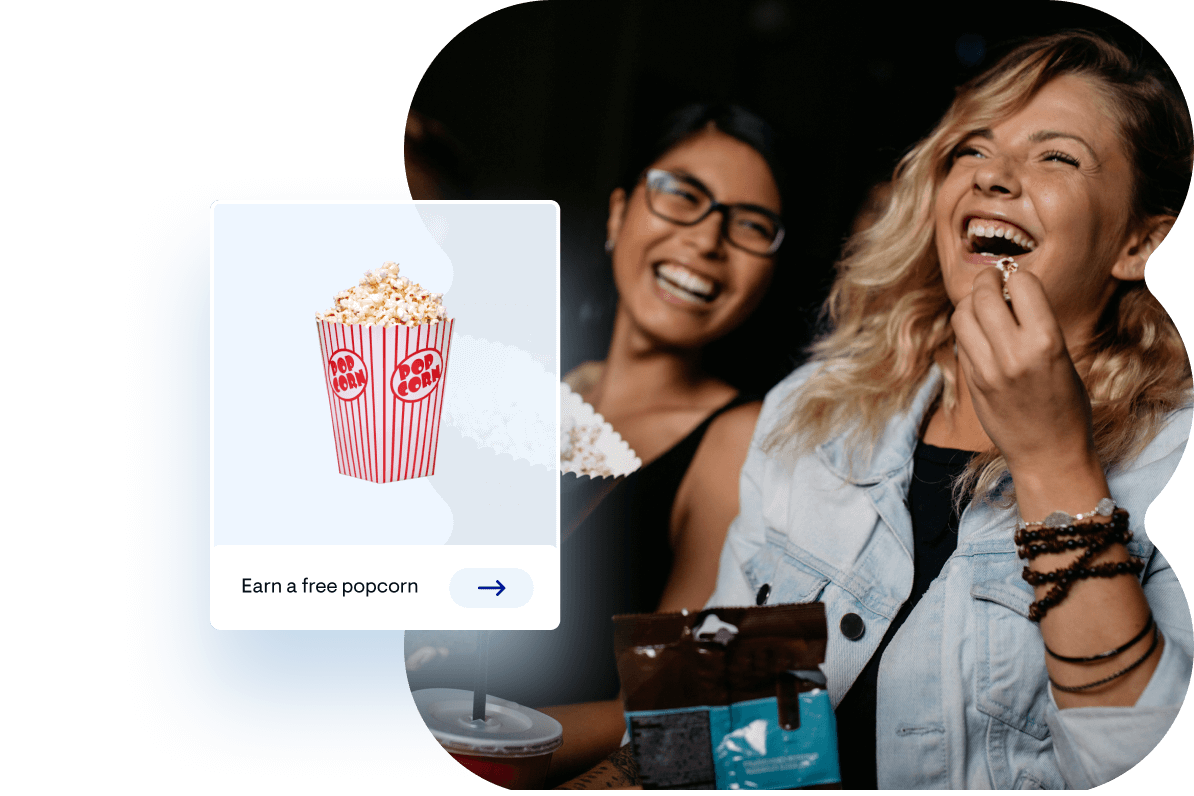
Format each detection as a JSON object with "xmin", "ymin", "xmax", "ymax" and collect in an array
[{"xmin": 1010, "ymin": 448, "xmax": 1108, "ymax": 525}]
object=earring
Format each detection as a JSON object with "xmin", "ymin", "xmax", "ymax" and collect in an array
[{"xmin": 604, "ymin": 239, "xmax": 615, "ymax": 254}]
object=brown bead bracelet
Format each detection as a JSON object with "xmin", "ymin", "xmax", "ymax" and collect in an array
[
  {"xmin": 1018, "ymin": 508, "xmax": 1139, "ymax": 621},
  {"xmin": 1023, "ymin": 557, "xmax": 1144, "ymax": 586},
  {"xmin": 1026, "ymin": 547, "xmax": 1133, "ymax": 621},
  {"xmin": 1018, "ymin": 527, "xmax": 1132, "ymax": 560}
]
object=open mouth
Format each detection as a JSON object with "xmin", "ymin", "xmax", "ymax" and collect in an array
[
  {"xmin": 654, "ymin": 263, "xmax": 719, "ymax": 305},
  {"xmin": 965, "ymin": 217, "xmax": 1036, "ymax": 257}
]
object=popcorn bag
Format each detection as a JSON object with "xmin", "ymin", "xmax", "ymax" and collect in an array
[
  {"xmin": 316, "ymin": 263, "xmax": 453, "ymax": 483},
  {"xmin": 559, "ymin": 383, "xmax": 641, "ymax": 538}
]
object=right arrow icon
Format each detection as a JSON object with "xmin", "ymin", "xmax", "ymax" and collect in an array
[{"xmin": 477, "ymin": 580, "xmax": 506, "ymax": 597}]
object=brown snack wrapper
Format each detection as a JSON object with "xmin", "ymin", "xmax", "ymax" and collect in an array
[{"xmin": 613, "ymin": 604, "xmax": 840, "ymax": 790}]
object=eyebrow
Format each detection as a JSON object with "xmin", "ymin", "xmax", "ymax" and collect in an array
[
  {"xmin": 669, "ymin": 169, "xmax": 713, "ymax": 196},
  {"xmin": 967, "ymin": 128, "xmax": 1098, "ymax": 160},
  {"xmin": 657, "ymin": 168, "xmax": 783, "ymax": 216},
  {"xmin": 1027, "ymin": 129, "xmax": 1098, "ymax": 158}
]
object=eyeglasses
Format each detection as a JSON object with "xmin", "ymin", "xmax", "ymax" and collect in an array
[{"xmin": 643, "ymin": 168, "xmax": 784, "ymax": 255}]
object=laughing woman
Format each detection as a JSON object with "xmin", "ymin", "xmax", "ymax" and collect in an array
[
  {"xmin": 707, "ymin": 32, "xmax": 1193, "ymax": 789},
  {"xmin": 478, "ymin": 104, "xmax": 795, "ymax": 784}
]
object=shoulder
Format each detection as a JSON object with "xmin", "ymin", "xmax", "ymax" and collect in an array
[
  {"xmin": 703, "ymin": 400, "xmax": 764, "ymax": 449},
  {"xmin": 687, "ymin": 401, "xmax": 763, "ymax": 484},
  {"xmin": 1131, "ymin": 401, "xmax": 1192, "ymax": 468},
  {"xmin": 753, "ymin": 361, "xmax": 825, "ymax": 437},
  {"xmin": 563, "ymin": 360, "xmax": 604, "ymax": 396},
  {"xmin": 1108, "ymin": 402, "xmax": 1191, "ymax": 538},
  {"xmin": 680, "ymin": 400, "xmax": 765, "ymax": 504}
]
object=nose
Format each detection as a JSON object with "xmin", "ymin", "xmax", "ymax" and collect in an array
[
  {"xmin": 680, "ymin": 208, "xmax": 728, "ymax": 258},
  {"xmin": 973, "ymin": 154, "xmax": 1021, "ymax": 197}
]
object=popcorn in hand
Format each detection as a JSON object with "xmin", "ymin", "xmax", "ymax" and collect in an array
[{"xmin": 316, "ymin": 262, "xmax": 447, "ymax": 327}]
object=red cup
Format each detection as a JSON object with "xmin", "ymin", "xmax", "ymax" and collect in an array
[
  {"xmin": 448, "ymin": 750, "xmax": 554, "ymax": 790},
  {"xmin": 317, "ymin": 319, "xmax": 454, "ymax": 482},
  {"xmin": 413, "ymin": 688, "xmax": 564, "ymax": 790}
]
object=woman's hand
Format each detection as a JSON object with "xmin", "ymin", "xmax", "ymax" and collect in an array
[
  {"xmin": 952, "ymin": 267, "xmax": 1163, "ymax": 710},
  {"xmin": 950, "ymin": 266, "xmax": 1100, "ymax": 482}
]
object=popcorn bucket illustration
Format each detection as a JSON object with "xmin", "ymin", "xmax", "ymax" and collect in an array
[{"xmin": 317, "ymin": 319, "xmax": 454, "ymax": 482}]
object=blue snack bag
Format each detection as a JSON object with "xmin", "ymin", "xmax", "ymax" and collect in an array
[{"xmin": 614, "ymin": 604, "xmax": 840, "ymax": 789}]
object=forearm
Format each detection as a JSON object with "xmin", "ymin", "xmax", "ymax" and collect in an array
[
  {"xmin": 539, "ymin": 699, "xmax": 627, "ymax": 786},
  {"xmin": 1013, "ymin": 459, "xmax": 1161, "ymax": 708},
  {"xmin": 556, "ymin": 742, "xmax": 640, "ymax": 790}
]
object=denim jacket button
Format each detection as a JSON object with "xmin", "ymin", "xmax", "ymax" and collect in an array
[
  {"xmin": 840, "ymin": 612, "xmax": 865, "ymax": 640},
  {"xmin": 755, "ymin": 584, "xmax": 771, "ymax": 606}
]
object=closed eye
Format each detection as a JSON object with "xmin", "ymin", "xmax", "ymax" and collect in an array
[
  {"xmin": 1042, "ymin": 149, "xmax": 1080, "ymax": 166},
  {"xmin": 953, "ymin": 145, "xmax": 984, "ymax": 161},
  {"xmin": 663, "ymin": 185, "xmax": 701, "ymax": 203}
]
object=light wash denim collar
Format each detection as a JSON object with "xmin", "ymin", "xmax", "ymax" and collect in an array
[
  {"xmin": 812, "ymin": 365, "xmax": 1019, "ymax": 556},
  {"xmin": 814, "ymin": 366, "xmax": 944, "ymax": 487}
]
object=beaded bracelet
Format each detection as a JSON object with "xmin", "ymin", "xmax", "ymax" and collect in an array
[
  {"xmin": 1014, "ymin": 508, "xmax": 1130, "ymax": 546},
  {"xmin": 1027, "ymin": 546, "xmax": 1130, "ymax": 621},
  {"xmin": 1044, "ymin": 613, "xmax": 1154, "ymax": 663},
  {"xmin": 1018, "ymin": 527, "xmax": 1132, "ymax": 559},
  {"xmin": 1019, "ymin": 508, "xmax": 1138, "ymax": 621},
  {"xmin": 1048, "ymin": 624, "xmax": 1161, "ymax": 692},
  {"xmin": 1026, "ymin": 558, "xmax": 1146, "ymax": 620},
  {"xmin": 1017, "ymin": 497, "xmax": 1117, "ymax": 531},
  {"xmin": 1022, "ymin": 557, "xmax": 1144, "ymax": 586}
]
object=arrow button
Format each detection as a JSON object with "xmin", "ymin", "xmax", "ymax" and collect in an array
[{"xmin": 450, "ymin": 569, "xmax": 532, "ymax": 608}]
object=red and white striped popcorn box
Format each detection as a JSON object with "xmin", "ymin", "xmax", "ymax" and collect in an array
[{"xmin": 317, "ymin": 319, "xmax": 455, "ymax": 482}]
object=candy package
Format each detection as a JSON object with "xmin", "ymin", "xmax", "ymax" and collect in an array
[{"xmin": 613, "ymin": 603, "xmax": 840, "ymax": 790}]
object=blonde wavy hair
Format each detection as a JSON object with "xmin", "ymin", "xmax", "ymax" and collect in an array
[{"xmin": 767, "ymin": 31, "xmax": 1193, "ymax": 503}]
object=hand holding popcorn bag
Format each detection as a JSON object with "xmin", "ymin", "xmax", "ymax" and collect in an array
[{"xmin": 317, "ymin": 262, "xmax": 454, "ymax": 483}]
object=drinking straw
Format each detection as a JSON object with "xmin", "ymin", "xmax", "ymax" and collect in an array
[{"xmin": 472, "ymin": 629, "xmax": 489, "ymax": 721}]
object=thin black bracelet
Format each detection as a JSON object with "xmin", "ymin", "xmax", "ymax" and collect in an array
[
  {"xmin": 1045, "ymin": 614, "xmax": 1154, "ymax": 663},
  {"xmin": 1048, "ymin": 625, "xmax": 1161, "ymax": 692}
]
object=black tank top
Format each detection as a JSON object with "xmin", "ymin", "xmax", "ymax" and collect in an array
[
  {"xmin": 479, "ymin": 392, "xmax": 760, "ymax": 707},
  {"xmin": 834, "ymin": 440, "xmax": 975, "ymax": 789}
]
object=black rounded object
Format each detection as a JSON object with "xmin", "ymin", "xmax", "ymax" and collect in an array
[
  {"xmin": 755, "ymin": 583, "xmax": 771, "ymax": 606},
  {"xmin": 840, "ymin": 612, "xmax": 865, "ymax": 640}
]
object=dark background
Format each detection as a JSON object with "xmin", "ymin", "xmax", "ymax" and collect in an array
[{"xmin": 408, "ymin": 0, "xmax": 1171, "ymax": 386}]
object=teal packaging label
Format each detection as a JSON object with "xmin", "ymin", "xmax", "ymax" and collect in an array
[
  {"xmin": 626, "ymin": 690, "xmax": 840, "ymax": 789},
  {"xmin": 711, "ymin": 691, "xmax": 839, "ymax": 789}
]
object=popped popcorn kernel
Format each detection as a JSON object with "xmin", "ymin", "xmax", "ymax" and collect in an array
[
  {"xmin": 560, "ymin": 418, "xmax": 613, "ymax": 477},
  {"xmin": 316, "ymin": 262, "xmax": 448, "ymax": 327}
]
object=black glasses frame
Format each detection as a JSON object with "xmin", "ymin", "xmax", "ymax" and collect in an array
[{"xmin": 643, "ymin": 168, "xmax": 785, "ymax": 255}]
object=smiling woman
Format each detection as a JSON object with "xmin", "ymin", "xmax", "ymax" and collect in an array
[
  {"xmin": 521, "ymin": 104, "xmax": 792, "ymax": 783},
  {"xmin": 703, "ymin": 31, "xmax": 1194, "ymax": 789},
  {"xmin": 936, "ymin": 74, "xmax": 1155, "ymax": 347}
]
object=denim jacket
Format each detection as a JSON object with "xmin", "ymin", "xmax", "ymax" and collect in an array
[{"xmin": 707, "ymin": 363, "xmax": 1193, "ymax": 788}]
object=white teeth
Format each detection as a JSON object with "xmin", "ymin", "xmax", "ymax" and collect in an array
[
  {"xmin": 656, "ymin": 263, "xmax": 715, "ymax": 299},
  {"xmin": 966, "ymin": 218, "xmax": 1036, "ymax": 250},
  {"xmin": 656, "ymin": 277, "xmax": 706, "ymax": 305}
]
